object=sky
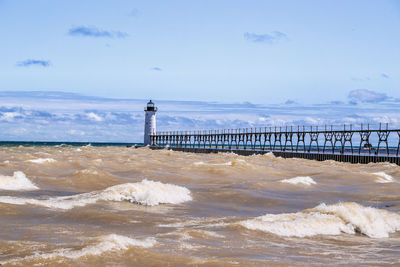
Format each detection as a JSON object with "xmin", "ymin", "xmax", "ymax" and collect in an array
[
  {"xmin": 0, "ymin": 1, "xmax": 399, "ymax": 142},
  {"xmin": 0, "ymin": 0, "xmax": 399, "ymax": 104}
]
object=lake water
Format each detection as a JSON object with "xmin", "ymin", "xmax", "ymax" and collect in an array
[{"xmin": 0, "ymin": 145, "xmax": 399, "ymax": 266}]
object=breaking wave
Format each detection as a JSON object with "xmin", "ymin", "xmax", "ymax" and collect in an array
[
  {"xmin": 193, "ymin": 159, "xmax": 247, "ymax": 167},
  {"xmin": 0, "ymin": 171, "xmax": 39, "ymax": 191},
  {"xmin": 373, "ymin": 172, "xmax": 394, "ymax": 183},
  {"xmin": 1, "ymin": 234, "xmax": 155, "ymax": 264},
  {"xmin": 280, "ymin": 176, "xmax": 316, "ymax": 186},
  {"xmin": 0, "ymin": 179, "xmax": 192, "ymax": 210},
  {"xmin": 27, "ymin": 158, "xmax": 56, "ymax": 164},
  {"xmin": 239, "ymin": 202, "xmax": 400, "ymax": 238}
]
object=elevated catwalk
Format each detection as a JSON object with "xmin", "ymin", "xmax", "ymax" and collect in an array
[{"xmin": 150, "ymin": 124, "xmax": 400, "ymax": 165}]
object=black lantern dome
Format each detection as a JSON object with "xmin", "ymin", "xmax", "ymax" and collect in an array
[{"xmin": 145, "ymin": 100, "xmax": 157, "ymax": 112}]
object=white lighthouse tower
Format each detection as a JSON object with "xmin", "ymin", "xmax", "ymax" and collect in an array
[{"xmin": 144, "ymin": 100, "xmax": 157, "ymax": 146}]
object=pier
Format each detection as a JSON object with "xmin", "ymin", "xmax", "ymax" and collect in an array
[{"xmin": 150, "ymin": 123, "xmax": 400, "ymax": 165}]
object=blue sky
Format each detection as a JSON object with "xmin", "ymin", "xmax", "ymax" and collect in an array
[
  {"xmin": 1, "ymin": 0, "xmax": 399, "ymax": 104},
  {"xmin": 0, "ymin": 1, "xmax": 399, "ymax": 142}
]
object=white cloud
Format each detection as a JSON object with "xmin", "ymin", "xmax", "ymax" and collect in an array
[
  {"xmin": 86, "ymin": 112, "xmax": 103, "ymax": 122},
  {"xmin": 348, "ymin": 89, "xmax": 388, "ymax": 103},
  {"xmin": 0, "ymin": 112, "xmax": 23, "ymax": 122}
]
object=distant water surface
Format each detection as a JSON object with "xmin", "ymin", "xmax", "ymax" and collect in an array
[{"xmin": 0, "ymin": 145, "xmax": 399, "ymax": 266}]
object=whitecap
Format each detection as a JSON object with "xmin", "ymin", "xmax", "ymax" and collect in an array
[
  {"xmin": 1, "ymin": 234, "xmax": 155, "ymax": 264},
  {"xmin": 372, "ymin": 172, "xmax": 394, "ymax": 183},
  {"xmin": 0, "ymin": 171, "xmax": 39, "ymax": 191},
  {"xmin": 212, "ymin": 162, "xmax": 233, "ymax": 166},
  {"xmin": 27, "ymin": 158, "xmax": 56, "ymax": 164},
  {"xmin": 239, "ymin": 202, "xmax": 400, "ymax": 238},
  {"xmin": 193, "ymin": 161, "xmax": 234, "ymax": 166},
  {"xmin": 280, "ymin": 176, "xmax": 316, "ymax": 186},
  {"xmin": 0, "ymin": 179, "xmax": 192, "ymax": 210},
  {"xmin": 75, "ymin": 169, "xmax": 99, "ymax": 175}
]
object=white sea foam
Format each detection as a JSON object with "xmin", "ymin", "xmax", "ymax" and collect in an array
[
  {"xmin": 0, "ymin": 171, "xmax": 39, "ymax": 191},
  {"xmin": 1, "ymin": 234, "xmax": 155, "ymax": 264},
  {"xmin": 372, "ymin": 172, "xmax": 394, "ymax": 183},
  {"xmin": 0, "ymin": 179, "xmax": 192, "ymax": 210},
  {"xmin": 193, "ymin": 161, "xmax": 232, "ymax": 166},
  {"xmin": 75, "ymin": 169, "xmax": 99, "ymax": 175},
  {"xmin": 280, "ymin": 176, "xmax": 316, "ymax": 186},
  {"xmin": 193, "ymin": 160, "xmax": 245, "ymax": 167},
  {"xmin": 27, "ymin": 158, "xmax": 56, "ymax": 164},
  {"xmin": 239, "ymin": 202, "xmax": 400, "ymax": 238}
]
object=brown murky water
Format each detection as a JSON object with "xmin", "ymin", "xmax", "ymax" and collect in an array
[{"xmin": 0, "ymin": 146, "xmax": 399, "ymax": 266}]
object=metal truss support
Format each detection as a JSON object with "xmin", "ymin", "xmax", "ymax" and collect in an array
[
  {"xmin": 377, "ymin": 123, "xmax": 390, "ymax": 155},
  {"xmin": 296, "ymin": 126, "xmax": 306, "ymax": 152}
]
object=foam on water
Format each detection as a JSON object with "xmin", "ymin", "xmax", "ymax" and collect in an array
[
  {"xmin": 27, "ymin": 158, "xmax": 56, "ymax": 164},
  {"xmin": 75, "ymin": 169, "xmax": 100, "ymax": 175},
  {"xmin": 280, "ymin": 176, "xmax": 316, "ymax": 186},
  {"xmin": 193, "ymin": 159, "xmax": 247, "ymax": 167},
  {"xmin": 373, "ymin": 172, "xmax": 394, "ymax": 183},
  {"xmin": 194, "ymin": 161, "xmax": 232, "ymax": 166},
  {"xmin": 1, "ymin": 234, "xmax": 156, "ymax": 264},
  {"xmin": 239, "ymin": 202, "xmax": 400, "ymax": 238},
  {"xmin": 0, "ymin": 179, "xmax": 192, "ymax": 210},
  {"xmin": 0, "ymin": 171, "xmax": 39, "ymax": 191}
]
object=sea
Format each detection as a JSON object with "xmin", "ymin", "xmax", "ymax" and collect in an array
[{"xmin": 0, "ymin": 143, "xmax": 399, "ymax": 266}]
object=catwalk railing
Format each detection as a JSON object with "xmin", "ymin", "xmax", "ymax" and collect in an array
[{"xmin": 151, "ymin": 123, "xmax": 400, "ymax": 158}]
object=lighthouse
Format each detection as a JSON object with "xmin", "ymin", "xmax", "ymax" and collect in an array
[{"xmin": 144, "ymin": 100, "xmax": 157, "ymax": 146}]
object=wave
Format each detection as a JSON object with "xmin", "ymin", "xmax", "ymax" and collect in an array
[
  {"xmin": 1, "ymin": 234, "xmax": 155, "ymax": 264},
  {"xmin": 280, "ymin": 176, "xmax": 316, "ymax": 186},
  {"xmin": 372, "ymin": 172, "xmax": 394, "ymax": 183},
  {"xmin": 27, "ymin": 158, "xmax": 56, "ymax": 164},
  {"xmin": 74, "ymin": 168, "xmax": 102, "ymax": 176},
  {"xmin": 0, "ymin": 179, "xmax": 191, "ymax": 210},
  {"xmin": 0, "ymin": 171, "xmax": 39, "ymax": 191},
  {"xmin": 193, "ymin": 158, "xmax": 248, "ymax": 167},
  {"xmin": 239, "ymin": 202, "xmax": 400, "ymax": 238},
  {"xmin": 194, "ymin": 161, "xmax": 232, "ymax": 166}
]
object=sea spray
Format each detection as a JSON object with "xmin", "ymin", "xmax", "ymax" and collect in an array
[{"xmin": 0, "ymin": 171, "xmax": 39, "ymax": 191}]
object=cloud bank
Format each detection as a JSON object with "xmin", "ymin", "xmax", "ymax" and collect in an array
[
  {"xmin": 1, "ymin": 91, "xmax": 400, "ymax": 143},
  {"xmin": 68, "ymin": 26, "xmax": 128, "ymax": 38}
]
